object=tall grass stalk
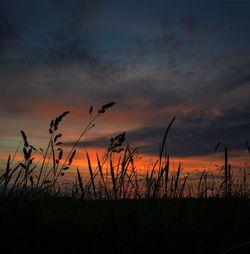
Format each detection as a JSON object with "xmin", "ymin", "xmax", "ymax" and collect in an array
[{"xmin": 0, "ymin": 106, "xmax": 249, "ymax": 200}]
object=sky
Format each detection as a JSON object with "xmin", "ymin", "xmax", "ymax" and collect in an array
[{"xmin": 0, "ymin": 0, "xmax": 250, "ymax": 172}]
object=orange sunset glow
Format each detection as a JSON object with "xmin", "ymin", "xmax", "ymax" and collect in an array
[
  {"xmin": 0, "ymin": 0, "xmax": 249, "ymax": 191},
  {"xmin": 1, "ymin": 2, "xmax": 250, "ymax": 254}
]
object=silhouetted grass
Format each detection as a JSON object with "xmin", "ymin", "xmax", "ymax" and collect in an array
[
  {"xmin": 0, "ymin": 104, "xmax": 250, "ymax": 253},
  {"xmin": 1, "ymin": 104, "xmax": 248, "ymax": 199}
]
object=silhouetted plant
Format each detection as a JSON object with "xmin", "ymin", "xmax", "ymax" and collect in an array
[{"xmin": 0, "ymin": 103, "xmax": 249, "ymax": 200}]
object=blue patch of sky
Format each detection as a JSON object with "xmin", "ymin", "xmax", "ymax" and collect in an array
[
  {"xmin": 2, "ymin": 1, "xmax": 250, "ymax": 68},
  {"xmin": 91, "ymin": 1, "xmax": 250, "ymax": 62}
]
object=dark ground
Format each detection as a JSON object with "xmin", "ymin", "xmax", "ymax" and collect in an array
[{"xmin": 0, "ymin": 198, "xmax": 250, "ymax": 254}]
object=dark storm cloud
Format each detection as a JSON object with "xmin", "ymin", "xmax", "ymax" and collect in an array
[
  {"xmin": 88, "ymin": 76, "xmax": 182, "ymax": 111},
  {"xmin": 189, "ymin": 57, "xmax": 250, "ymax": 108},
  {"xmin": 0, "ymin": 0, "xmax": 103, "ymax": 72},
  {"xmin": 43, "ymin": 30, "xmax": 96, "ymax": 67},
  {"xmin": 0, "ymin": 1, "xmax": 185, "ymax": 115},
  {"xmin": 165, "ymin": 108, "xmax": 250, "ymax": 157},
  {"xmin": 67, "ymin": 107, "xmax": 250, "ymax": 157},
  {"xmin": 133, "ymin": 15, "xmax": 202, "ymax": 57},
  {"xmin": 42, "ymin": 0, "xmax": 103, "ymax": 67},
  {"xmin": 1, "ymin": 0, "xmax": 250, "ymax": 161}
]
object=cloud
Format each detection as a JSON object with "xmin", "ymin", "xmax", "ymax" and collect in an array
[
  {"xmin": 1, "ymin": 51, "xmax": 249, "ymax": 132},
  {"xmin": 132, "ymin": 15, "xmax": 203, "ymax": 58},
  {"xmin": 0, "ymin": 0, "xmax": 103, "ymax": 73},
  {"xmin": 188, "ymin": 57, "xmax": 250, "ymax": 109},
  {"xmin": 65, "ymin": 107, "xmax": 250, "ymax": 157},
  {"xmin": 0, "ymin": 1, "xmax": 250, "ymax": 164}
]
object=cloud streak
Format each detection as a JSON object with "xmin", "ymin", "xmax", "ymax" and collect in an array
[{"xmin": 64, "ymin": 107, "xmax": 250, "ymax": 157}]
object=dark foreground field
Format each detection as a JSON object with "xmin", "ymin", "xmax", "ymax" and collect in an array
[{"xmin": 0, "ymin": 198, "xmax": 250, "ymax": 254}]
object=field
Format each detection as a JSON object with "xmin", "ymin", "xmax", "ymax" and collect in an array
[
  {"xmin": 0, "ymin": 198, "xmax": 250, "ymax": 254},
  {"xmin": 0, "ymin": 105, "xmax": 250, "ymax": 253}
]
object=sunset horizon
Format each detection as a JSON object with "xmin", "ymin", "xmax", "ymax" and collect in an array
[
  {"xmin": 1, "ymin": 1, "xmax": 249, "ymax": 177},
  {"xmin": 1, "ymin": 2, "xmax": 250, "ymax": 254}
]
